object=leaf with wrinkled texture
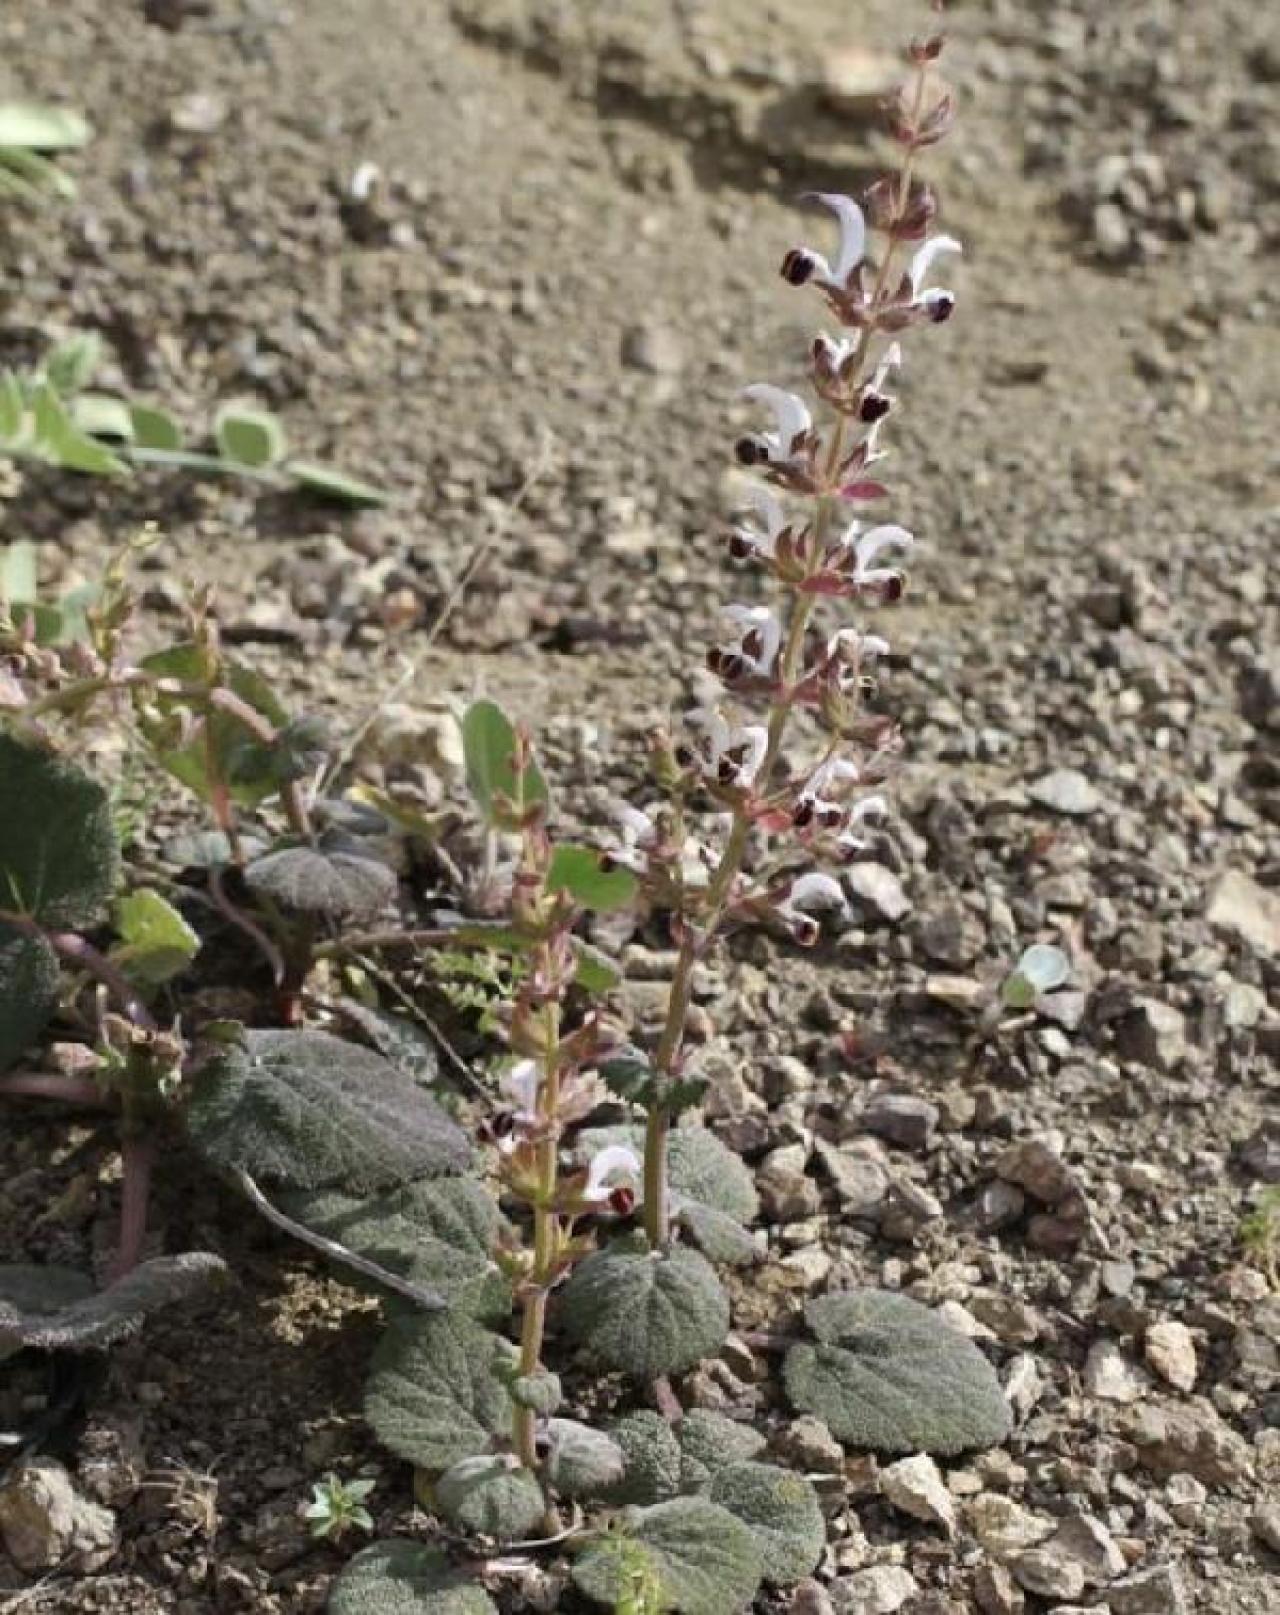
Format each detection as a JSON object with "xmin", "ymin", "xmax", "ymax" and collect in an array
[
  {"xmin": 708, "ymin": 1462, "xmax": 824, "ymax": 1583},
  {"xmin": 328, "ymin": 1540, "xmax": 497, "ymax": 1614},
  {"xmin": 245, "ymin": 837, "xmax": 395, "ymax": 921},
  {"xmin": 677, "ymin": 1411, "xmax": 766, "ymax": 1481},
  {"xmin": 364, "ymin": 1312, "xmax": 511, "ymax": 1471},
  {"xmin": 605, "ymin": 1411, "xmax": 683, "ymax": 1505},
  {"xmin": 783, "ymin": 1289, "xmax": 1012, "ymax": 1456},
  {"xmin": 0, "ymin": 733, "xmax": 120, "ymax": 927},
  {"xmin": 433, "ymin": 1456, "xmax": 544, "ymax": 1540},
  {"xmin": 543, "ymin": 1419, "xmax": 625, "ymax": 1499},
  {"xmin": 559, "ymin": 1238, "xmax": 729, "ymax": 1379},
  {"xmin": 572, "ymin": 1498, "xmax": 763, "ymax": 1615},
  {"xmin": 0, "ymin": 923, "xmax": 59, "ymax": 1073},
  {"xmin": 0, "ymin": 1254, "xmax": 227, "ymax": 1356},
  {"xmin": 338, "ymin": 1000, "xmax": 439, "ymax": 1085},
  {"xmin": 186, "ymin": 1028, "xmax": 470, "ymax": 1191}
]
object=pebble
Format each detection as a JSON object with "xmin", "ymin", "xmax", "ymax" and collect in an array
[
  {"xmin": 1121, "ymin": 1401, "xmax": 1254, "ymax": 1486},
  {"xmin": 1143, "ymin": 1320, "xmax": 1198, "ymax": 1392},
  {"xmin": 1117, "ymin": 999, "xmax": 1187, "ymax": 1072},
  {"xmin": 1028, "ymin": 768, "xmax": 1100, "ymax": 816},
  {"xmin": 1204, "ymin": 869, "xmax": 1280, "ymax": 956},
  {"xmin": 1084, "ymin": 1340, "xmax": 1147, "ymax": 1403},
  {"xmin": 846, "ymin": 862, "xmax": 912, "ymax": 921},
  {"xmin": 1012, "ymin": 1546, "xmax": 1085, "ymax": 1601},
  {"xmin": 831, "ymin": 1565, "xmax": 919, "ymax": 1615},
  {"xmin": 973, "ymin": 1563, "xmax": 1024, "ymax": 1614},
  {"xmin": 774, "ymin": 1416, "xmax": 845, "ymax": 1475},
  {"xmin": 1108, "ymin": 1564, "xmax": 1188, "ymax": 1614},
  {"xmin": 880, "ymin": 1453, "xmax": 955, "ymax": 1533},
  {"xmin": 963, "ymin": 1493, "xmax": 1054, "ymax": 1559},
  {"xmin": 620, "ymin": 322, "xmax": 683, "ymax": 375},
  {"xmin": 1046, "ymin": 1511, "xmax": 1127, "ymax": 1585},
  {"xmin": 814, "ymin": 1139, "xmax": 892, "ymax": 1215},
  {"xmin": 0, "ymin": 1458, "xmax": 118, "ymax": 1573},
  {"xmin": 862, "ymin": 1092, "xmax": 939, "ymax": 1152},
  {"xmin": 1250, "ymin": 1500, "xmax": 1280, "ymax": 1553}
]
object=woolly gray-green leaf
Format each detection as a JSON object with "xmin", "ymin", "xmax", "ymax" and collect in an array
[
  {"xmin": 0, "ymin": 1254, "xmax": 227, "ymax": 1356},
  {"xmin": 245, "ymin": 837, "xmax": 395, "ymax": 921},
  {"xmin": 708, "ymin": 1462, "xmax": 824, "ymax": 1584},
  {"xmin": 0, "ymin": 732, "xmax": 119, "ymax": 927},
  {"xmin": 604, "ymin": 1410, "xmax": 683, "ymax": 1505},
  {"xmin": 339, "ymin": 1000, "xmax": 439, "ymax": 1085},
  {"xmin": 0, "ymin": 923, "xmax": 59, "ymax": 1073},
  {"xmin": 280, "ymin": 1176, "xmax": 507, "ymax": 1322},
  {"xmin": 543, "ymin": 1420, "xmax": 625, "ymax": 1500},
  {"xmin": 433, "ymin": 1456, "xmax": 544, "ymax": 1541},
  {"xmin": 365, "ymin": 1312, "xmax": 510, "ymax": 1471},
  {"xmin": 558, "ymin": 1239, "xmax": 729, "ymax": 1379},
  {"xmin": 187, "ymin": 1029, "xmax": 470, "ymax": 1191},
  {"xmin": 783, "ymin": 1289, "xmax": 1012, "ymax": 1457},
  {"xmin": 675, "ymin": 1200, "xmax": 757, "ymax": 1267},
  {"xmin": 328, "ymin": 1540, "xmax": 497, "ymax": 1614},
  {"xmin": 677, "ymin": 1411, "xmax": 766, "ymax": 1481},
  {"xmin": 507, "ymin": 1369, "xmax": 561, "ymax": 1415},
  {"xmin": 571, "ymin": 1498, "xmax": 763, "ymax": 1615}
]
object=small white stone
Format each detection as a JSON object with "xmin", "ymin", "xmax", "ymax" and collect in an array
[
  {"xmin": 1084, "ymin": 1339, "xmax": 1147, "ymax": 1403},
  {"xmin": 1144, "ymin": 1320, "xmax": 1197, "ymax": 1392},
  {"xmin": 880, "ymin": 1453, "xmax": 955, "ymax": 1533},
  {"xmin": 832, "ymin": 1564, "xmax": 919, "ymax": 1615}
]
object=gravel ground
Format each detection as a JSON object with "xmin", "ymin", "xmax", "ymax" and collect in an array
[{"xmin": 1, "ymin": 0, "xmax": 1277, "ymax": 1610}]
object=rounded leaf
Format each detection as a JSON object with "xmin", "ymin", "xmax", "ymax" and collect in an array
[
  {"xmin": 245, "ymin": 837, "xmax": 395, "ymax": 921},
  {"xmin": 0, "ymin": 733, "xmax": 119, "ymax": 926},
  {"xmin": 543, "ymin": 1419, "xmax": 625, "ymax": 1500},
  {"xmin": 365, "ymin": 1313, "xmax": 511, "ymax": 1471},
  {"xmin": 187, "ymin": 1029, "xmax": 470, "ymax": 1191},
  {"xmin": 783, "ymin": 1289, "xmax": 1012, "ymax": 1456},
  {"xmin": 508, "ymin": 1369, "xmax": 561, "ymax": 1415},
  {"xmin": 434, "ymin": 1456, "xmax": 543, "ymax": 1541},
  {"xmin": 708, "ymin": 1462, "xmax": 824, "ymax": 1583},
  {"xmin": 329, "ymin": 1540, "xmax": 497, "ymax": 1614},
  {"xmin": 571, "ymin": 1498, "xmax": 763, "ymax": 1615},
  {"xmin": 559, "ymin": 1240, "xmax": 729, "ymax": 1379},
  {"xmin": 0, "ymin": 1253, "xmax": 227, "ymax": 1355},
  {"xmin": 677, "ymin": 1410, "xmax": 766, "ymax": 1480},
  {"xmin": 214, "ymin": 404, "xmax": 287, "ymax": 468},
  {"xmin": 460, "ymin": 700, "xmax": 548, "ymax": 825}
]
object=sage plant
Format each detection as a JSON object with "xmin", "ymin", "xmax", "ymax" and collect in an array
[{"xmin": 629, "ymin": 11, "xmax": 960, "ymax": 1247}]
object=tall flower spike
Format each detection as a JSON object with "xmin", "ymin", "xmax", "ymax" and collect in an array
[{"xmin": 781, "ymin": 193, "xmax": 867, "ymax": 290}]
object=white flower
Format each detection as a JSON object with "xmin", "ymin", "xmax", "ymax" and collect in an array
[
  {"xmin": 776, "ymin": 871, "xmax": 848, "ymax": 943},
  {"xmin": 730, "ymin": 484, "xmax": 788, "ymax": 560},
  {"xmin": 838, "ymin": 795, "xmax": 889, "ymax": 854},
  {"xmin": 606, "ymin": 802, "xmax": 659, "ymax": 872},
  {"xmin": 783, "ymin": 193, "xmax": 867, "ymax": 289},
  {"xmin": 583, "ymin": 1143, "xmax": 642, "ymax": 1204},
  {"xmin": 688, "ymin": 708, "xmax": 770, "ymax": 788},
  {"xmin": 740, "ymin": 384, "xmax": 812, "ymax": 464},
  {"xmin": 907, "ymin": 235, "xmax": 962, "ymax": 319},
  {"xmin": 721, "ymin": 603, "xmax": 783, "ymax": 676},
  {"xmin": 826, "ymin": 627, "xmax": 891, "ymax": 663},
  {"xmin": 795, "ymin": 756, "xmax": 861, "ymax": 830},
  {"xmin": 836, "ymin": 522, "xmax": 914, "ymax": 589},
  {"xmin": 501, "ymin": 1059, "xmax": 540, "ymax": 1123}
]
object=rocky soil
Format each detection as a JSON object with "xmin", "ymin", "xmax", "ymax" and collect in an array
[{"xmin": 1, "ymin": 0, "xmax": 1277, "ymax": 1611}]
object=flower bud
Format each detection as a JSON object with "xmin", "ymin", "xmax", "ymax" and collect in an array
[{"xmin": 781, "ymin": 248, "xmax": 817, "ymax": 286}]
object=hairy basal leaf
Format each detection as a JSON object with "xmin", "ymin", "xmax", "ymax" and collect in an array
[
  {"xmin": 783, "ymin": 1289, "xmax": 1012, "ymax": 1456},
  {"xmin": 338, "ymin": 1001, "xmax": 439, "ymax": 1085},
  {"xmin": 605, "ymin": 1411, "xmax": 683, "ymax": 1506},
  {"xmin": 0, "ymin": 923, "xmax": 59, "ymax": 1073},
  {"xmin": 677, "ymin": 1411, "xmax": 765, "ymax": 1483},
  {"xmin": 281, "ymin": 1176, "xmax": 506, "ymax": 1322},
  {"xmin": 245, "ymin": 836, "xmax": 396, "ymax": 921},
  {"xmin": 328, "ymin": 1540, "xmax": 497, "ymax": 1614},
  {"xmin": 572, "ymin": 1498, "xmax": 763, "ymax": 1615},
  {"xmin": 187, "ymin": 1029, "xmax": 470, "ymax": 1191},
  {"xmin": 0, "ymin": 1253, "xmax": 227, "ymax": 1356},
  {"xmin": 365, "ymin": 1312, "xmax": 511, "ymax": 1471},
  {"xmin": 434, "ymin": 1456, "xmax": 544, "ymax": 1541},
  {"xmin": 559, "ymin": 1238, "xmax": 729, "ymax": 1379},
  {"xmin": 708, "ymin": 1462, "xmax": 824, "ymax": 1584},
  {"xmin": 543, "ymin": 1419, "xmax": 625, "ymax": 1500},
  {"xmin": 0, "ymin": 733, "xmax": 119, "ymax": 927}
]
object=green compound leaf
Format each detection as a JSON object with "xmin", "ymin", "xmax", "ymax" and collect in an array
[
  {"xmin": 708, "ymin": 1462, "xmax": 824, "ymax": 1584},
  {"xmin": 365, "ymin": 1312, "xmax": 511, "ymax": 1472},
  {"xmin": 280, "ymin": 1176, "xmax": 508, "ymax": 1323},
  {"xmin": 605, "ymin": 1411, "xmax": 684, "ymax": 1506},
  {"xmin": 245, "ymin": 836, "xmax": 396, "ymax": 922},
  {"xmin": 30, "ymin": 383, "xmax": 127, "ymax": 475},
  {"xmin": 129, "ymin": 402, "xmax": 183, "ymax": 451},
  {"xmin": 0, "ymin": 105, "xmax": 91, "ymax": 151},
  {"xmin": 186, "ymin": 1028, "xmax": 471, "ymax": 1192},
  {"xmin": 783, "ymin": 1289, "xmax": 1012, "ymax": 1457},
  {"xmin": 288, "ymin": 459, "xmax": 390, "ymax": 507},
  {"xmin": 214, "ymin": 403, "xmax": 287, "ymax": 468},
  {"xmin": 433, "ymin": 1456, "xmax": 544, "ymax": 1541},
  {"xmin": 677, "ymin": 1411, "xmax": 765, "ymax": 1486},
  {"xmin": 0, "ymin": 923, "xmax": 59, "ymax": 1073},
  {"xmin": 111, "ymin": 888, "xmax": 200, "ymax": 987},
  {"xmin": 559, "ymin": 1238, "xmax": 729, "ymax": 1379},
  {"xmin": 572, "ymin": 1499, "xmax": 764, "ymax": 1615},
  {"xmin": 0, "ymin": 1253, "xmax": 227, "ymax": 1357},
  {"xmin": 0, "ymin": 732, "xmax": 120, "ymax": 927},
  {"xmin": 546, "ymin": 845, "xmax": 637, "ymax": 913},
  {"xmin": 329, "ymin": 1540, "xmax": 497, "ymax": 1615},
  {"xmin": 70, "ymin": 392, "xmax": 133, "ymax": 440},
  {"xmin": 460, "ymin": 700, "xmax": 549, "ymax": 827},
  {"xmin": 543, "ymin": 1419, "xmax": 626, "ymax": 1501}
]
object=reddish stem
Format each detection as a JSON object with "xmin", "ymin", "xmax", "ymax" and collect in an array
[
  {"xmin": 108, "ymin": 1131, "xmax": 155, "ymax": 1282},
  {"xmin": 0, "ymin": 1072, "xmax": 113, "ymax": 1107}
]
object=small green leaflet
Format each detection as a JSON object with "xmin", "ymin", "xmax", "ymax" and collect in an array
[
  {"xmin": 214, "ymin": 404, "xmax": 287, "ymax": 468},
  {"xmin": 461, "ymin": 700, "xmax": 549, "ymax": 825},
  {"xmin": 547, "ymin": 845, "xmax": 637, "ymax": 912},
  {"xmin": 111, "ymin": 889, "xmax": 200, "ymax": 986}
]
